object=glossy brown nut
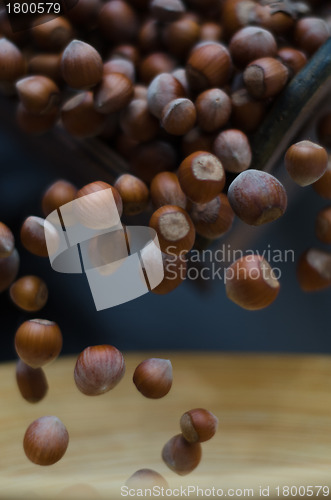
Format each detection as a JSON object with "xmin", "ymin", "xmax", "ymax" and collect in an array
[
  {"xmin": 114, "ymin": 174, "xmax": 149, "ymax": 215},
  {"xmin": 149, "ymin": 205, "xmax": 195, "ymax": 255},
  {"xmin": 225, "ymin": 255, "xmax": 280, "ymax": 310},
  {"xmin": 74, "ymin": 345, "xmax": 125, "ymax": 396},
  {"xmin": 0, "ymin": 221, "xmax": 14, "ymax": 258},
  {"xmin": 61, "ymin": 92, "xmax": 106, "ymax": 139},
  {"xmin": 277, "ymin": 47, "xmax": 307, "ymax": 76},
  {"xmin": 0, "ymin": 38, "xmax": 26, "ymax": 82},
  {"xmin": 189, "ymin": 193, "xmax": 234, "ymax": 240},
  {"xmin": 103, "ymin": 58, "xmax": 135, "ymax": 82},
  {"xmin": 195, "ymin": 88, "xmax": 231, "ymax": 133},
  {"xmin": 130, "ymin": 140, "xmax": 177, "ymax": 183},
  {"xmin": 297, "ymin": 248, "xmax": 331, "ymax": 292},
  {"xmin": 186, "ymin": 42, "xmax": 232, "ymax": 92},
  {"xmin": 294, "ymin": 17, "xmax": 331, "ymax": 55},
  {"xmin": 139, "ymin": 52, "xmax": 176, "ymax": 85},
  {"xmin": 231, "ymin": 88, "xmax": 266, "ymax": 133},
  {"xmin": 161, "ymin": 98, "xmax": 196, "ymax": 136},
  {"xmin": 200, "ymin": 22, "xmax": 223, "ymax": 42},
  {"xmin": 126, "ymin": 469, "xmax": 168, "ymax": 488},
  {"xmin": 162, "ymin": 17, "xmax": 201, "ymax": 58},
  {"xmin": 180, "ymin": 408, "xmax": 218, "ymax": 443},
  {"xmin": 150, "ymin": 171, "xmax": 187, "ymax": 209},
  {"xmin": 31, "ymin": 16, "xmax": 73, "ymax": 50},
  {"xmin": 152, "ymin": 251, "xmax": 187, "ymax": 295},
  {"xmin": 133, "ymin": 358, "xmax": 172, "ymax": 398},
  {"xmin": 98, "ymin": 0, "xmax": 139, "ymax": 42},
  {"xmin": 28, "ymin": 53, "xmax": 62, "ymax": 83},
  {"xmin": 181, "ymin": 127, "xmax": 215, "ymax": 157},
  {"xmin": 221, "ymin": 0, "xmax": 258, "ymax": 39},
  {"xmin": 243, "ymin": 57, "xmax": 289, "ymax": 99},
  {"xmin": 42, "ymin": 180, "xmax": 77, "ymax": 217},
  {"xmin": 229, "ymin": 26, "xmax": 277, "ymax": 70},
  {"xmin": 111, "ymin": 44, "xmax": 140, "ymax": 68},
  {"xmin": 61, "ymin": 40, "xmax": 103, "ymax": 89},
  {"xmin": 313, "ymin": 156, "xmax": 331, "ymax": 199},
  {"xmin": 16, "ymin": 76, "xmax": 60, "ymax": 115},
  {"xmin": 315, "ymin": 207, "xmax": 331, "ymax": 244},
  {"xmin": 10, "ymin": 275, "xmax": 48, "ymax": 312},
  {"xmin": 0, "ymin": 249, "xmax": 19, "ymax": 293},
  {"xmin": 15, "ymin": 319, "xmax": 63, "ymax": 368},
  {"xmin": 94, "ymin": 73, "xmax": 134, "ymax": 114},
  {"xmin": 285, "ymin": 140, "xmax": 328, "ymax": 187},
  {"xmin": 20, "ymin": 216, "xmax": 49, "ymax": 257},
  {"xmin": 23, "ymin": 416, "xmax": 69, "ymax": 465},
  {"xmin": 162, "ymin": 434, "xmax": 202, "ymax": 475},
  {"xmin": 213, "ymin": 129, "xmax": 252, "ymax": 173},
  {"xmin": 119, "ymin": 98, "xmax": 159, "ymax": 142},
  {"xmin": 178, "ymin": 151, "xmax": 226, "ymax": 204},
  {"xmin": 150, "ymin": 0, "xmax": 185, "ymax": 22},
  {"xmin": 16, "ymin": 103, "xmax": 58, "ymax": 135},
  {"xmin": 317, "ymin": 113, "xmax": 331, "ymax": 149},
  {"xmin": 147, "ymin": 73, "xmax": 186, "ymax": 119},
  {"xmin": 228, "ymin": 170, "xmax": 287, "ymax": 225},
  {"xmin": 16, "ymin": 359, "xmax": 48, "ymax": 403}
]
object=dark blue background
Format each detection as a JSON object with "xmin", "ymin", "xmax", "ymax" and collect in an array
[{"xmin": 1, "ymin": 124, "xmax": 330, "ymax": 360}]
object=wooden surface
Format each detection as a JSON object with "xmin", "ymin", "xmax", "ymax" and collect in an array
[{"xmin": 1, "ymin": 354, "xmax": 331, "ymax": 499}]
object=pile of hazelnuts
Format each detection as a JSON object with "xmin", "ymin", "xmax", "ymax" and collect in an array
[{"xmin": 1, "ymin": 0, "xmax": 331, "ymax": 484}]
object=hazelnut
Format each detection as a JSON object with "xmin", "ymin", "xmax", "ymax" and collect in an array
[
  {"xmin": 315, "ymin": 207, "xmax": 331, "ymax": 244},
  {"xmin": 16, "ymin": 76, "xmax": 60, "ymax": 115},
  {"xmin": 285, "ymin": 140, "xmax": 328, "ymax": 187},
  {"xmin": 230, "ymin": 88, "xmax": 266, "ymax": 133},
  {"xmin": 186, "ymin": 42, "xmax": 232, "ymax": 92},
  {"xmin": 162, "ymin": 17, "xmax": 201, "ymax": 58},
  {"xmin": 42, "ymin": 179, "xmax": 77, "ymax": 217},
  {"xmin": 10, "ymin": 275, "xmax": 48, "ymax": 312},
  {"xmin": 227, "ymin": 170, "xmax": 287, "ymax": 225},
  {"xmin": 126, "ymin": 469, "xmax": 168, "ymax": 488},
  {"xmin": 294, "ymin": 17, "xmax": 331, "ymax": 56},
  {"xmin": 313, "ymin": 156, "xmax": 331, "ymax": 199},
  {"xmin": 181, "ymin": 127, "xmax": 215, "ymax": 157},
  {"xmin": 243, "ymin": 57, "xmax": 289, "ymax": 99},
  {"xmin": 254, "ymin": 4, "xmax": 295, "ymax": 35},
  {"xmin": 147, "ymin": 73, "xmax": 186, "ymax": 119},
  {"xmin": 189, "ymin": 193, "xmax": 235, "ymax": 240},
  {"xmin": 28, "ymin": 53, "xmax": 63, "ymax": 83},
  {"xmin": 16, "ymin": 103, "xmax": 58, "ymax": 135},
  {"xmin": 161, "ymin": 98, "xmax": 197, "ymax": 136},
  {"xmin": 180, "ymin": 408, "xmax": 218, "ymax": 443},
  {"xmin": 74, "ymin": 345, "xmax": 125, "ymax": 396},
  {"xmin": 139, "ymin": 52, "xmax": 176, "ymax": 85},
  {"xmin": 16, "ymin": 359, "xmax": 48, "ymax": 403},
  {"xmin": 15, "ymin": 319, "xmax": 63, "ymax": 368},
  {"xmin": 150, "ymin": 171, "xmax": 187, "ymax": 209},
  {"xmin": 130, "ymin": 140, "xmax": 177, "ymax": 184},
  {"xmin": 119, "ymin": 98, "xmax": 159, "ymax": 142},
  {"xmin": 0, "ymin": 38, "xmax": 26, "ymax": 82},
  {"xmin": 31, "ymin": 16, "xmax": 73, "ymax": 51},
  {"xmin": 0, "ymin": 221, "xmax": 14, "ymax": 258},
  {"xmin": 61, "ymin": 92, "xmax": 106, "ymax": 139},
  {"xmin": 114, "ymin": 174, "xmax": 149, "ymax": 216},
  {"xmin": 221, "ymin": 0, "xmax": 258, "ymax": 39},
  {"xmin": 0, "ymin": 249, "xmax": 20, "ymax": 293},
  {"xmin": 152, "ymin": 251, "xmax": 187, "ymax": 295},
  {"xmin": 20, "ymin": 215, "xmax": 51, "ymax": 257},
  {"xmin": 150, "ymin": 0, "xmax": 185, "ymax": 22},
  {"xmin": 213, "ymin": 129, "xmax": 252, "ymax": 173},
  {"xmin": 103, "ymin": 57, "xmax": 135, "ymax": 82},
  {"xmin": 133, "ymin": 358, "xmax": 173, "ymax": 398},
  {"xmin": 317, "ymin": 113, "xmax": 331, "ymax": 149},
  {"xmin": 61, "ymin": 40, "xmax": 103, "ymax": 89},
  {"xmin": 229, "ymin": 27, "xmax": 277, "ymax": 70},
  {"xmin": 277, "ymin": 47, "xmax": 307, "ymax": 76},
  {"xmin": 178, "ymin": 151, "xmax": 226, "ymax": 204},
  {"xmin": 75, "ymin": 181, "xmax": 123, "ymax": 230},
  {"xmin": 138, "ymin": 19, "xmax": 163, "ymax": 54},
  {"xmin": 225, "ymin": 255, "xmax": 280, "ymax": 310},
  {"xmin": 94, "ymin": 73, "xmax": 134, "ymax": 114},
  {"xmin": 23, "ymin": 416, "xmax": 69, "ymax": 465},
  {"xmin": 98, "ymin": 1, "xmax": 139, "ymax": 42},
  {"xmin": 162, "ymin": 434, "xmax": 202, "ymax": 475},
  {"xmin": 200, "ymin": 22, "xmax": 223, "ymax": 42},
  {"xmin": 111, "ymin": 44, "xmax": 140, "ymax": 68},
  {"xmin": 195, "ymin": 89, "xmax": 232, "ymax": 133},
  {"xmin": 297, "ymin": 248, "xmax": 331, "ymax": 292},
  {"xmin": 149, "ymin": 205, "xmax": 195, "ymax": 255}
]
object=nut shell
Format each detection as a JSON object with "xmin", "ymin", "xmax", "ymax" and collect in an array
[
  {"xmin": 133, "ymin": 358, "xmax": 173, "ymax": 398},
  {"xmin": 74, "ymin": 345, "xmax": 125, "ymax": 396},
  {"xmin": 10, "ymin": 275, "xmax": 48, "ymax": 312},
  {"xmin": 16, "ymin": 359, "xmax": 48, "ymax": 403},
  {"xmin": 180, "ymin": 408, "xmax": 218, "ymax": 443},
  {"xmin": 149, "ymin": 205, "xmax": 195, "ymax": 255},
  {"xmin": 297, "ymin": 248, "xmax": 331, "ymax": 292},
  {"xmin": 285, "ymin": 140, "xmax": 328, "ymax": 187},
  {"xmin": 162, "ymin": 434, "xmax": 202, "ymax": 475},
  {"xmin": 0, "ymin": 221, "xmax": 14, "ymax": 258},
  {"xmin": 0, "ymin": 249, "xmax": 20, "ymax": 293},
  {"xmin": 23, "ymin": 416, "xmax": 69, "ymax": 465},
  {"xmin": 61, "ymin": 40, "xmax": 103, "ymax": 89}
]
